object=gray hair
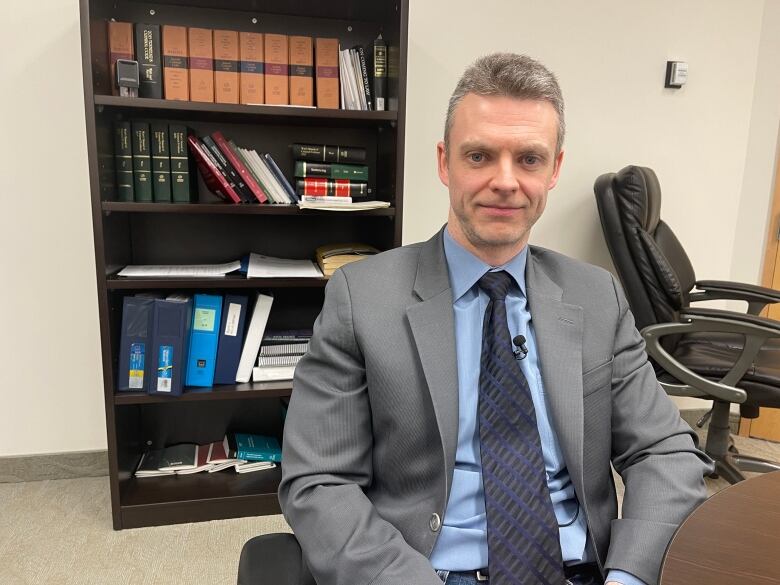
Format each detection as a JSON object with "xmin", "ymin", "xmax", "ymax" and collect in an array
[{"xmin": 444, "ymin": 53, "xmax": 565, "ymax": 153}]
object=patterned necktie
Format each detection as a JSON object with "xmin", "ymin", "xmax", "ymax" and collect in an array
[{"xmin": 477, "ymin": 270, "xmax": 565, "ymax": 585}]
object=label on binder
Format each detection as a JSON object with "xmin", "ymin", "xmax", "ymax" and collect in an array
[
  {"xmin": 128, "ymin": 343, "xmax": 145, "ymax": 389},
  {"xmin": 157, "ymin": 345, "xmax": 173, "ymax": 392},
  {"xmin": 193, "ymin": 308, "xmax": 216, "ymax": 331},
  {"xmin": 224, "ymin": 302, "xmax": 242, "ymax": 336}
]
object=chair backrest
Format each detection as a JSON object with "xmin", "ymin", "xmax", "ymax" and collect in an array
[{"xmin": 594, "ymin": 165, "xmax": 697, "ymax": 333}]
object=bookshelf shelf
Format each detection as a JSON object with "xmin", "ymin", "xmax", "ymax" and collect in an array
[
  {"xmin": 94, "ymin": 95, "xmax": 398, "ymax": 127},
  {"xmin": 101, "ymin": 201, "xmax": 396, "ymax": 216},
  {"xmin": 120, "ymin": 467, "xmax": 282, "ymax": 528},
  {"xmin": 106, "ymin": 275, "xmax": 329, "ymax": 290},
  {"xmin": 81, "ymin": 0, "xmax": 407, "ymax": 529},
  {"xmin": 114, "ymin": 381, "xmax": 293, "ymax": 405}
]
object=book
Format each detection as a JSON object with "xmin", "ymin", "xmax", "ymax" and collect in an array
[
  {"xmin": 239, "ymin": 32, "xmax": 264, "ymax": 105},
  {"xmin": 235, "ymin": 293, "xmax": 274, "ymax": 383},
  {"xmin": 259, "ymin": 341, "xmax": 310, "ymax": 356},
  {"xmin": 314, "ymin": 38, "xmax": 339, "ymax": 109},
  {"xmin": 264, "ymin": 33, "xmax": 289, "ymax": 105},
  {"xmin": 213, "ymin": 29, "xmax": 239, "ymax": 104},
  {"xmin": 135, "ymin": 443, "xmax": 198, "ymax": 477},
  {"xmin": 108, "ymin": 22, "xmax": 134, "ymax": 96},
  {"xmin": 234, "ymin": 460, "xmax": 276, "ymax": 474},
  {"xmin": 228, "ymin": 433, "xmax": 282, "ymax": 462},
  {"xmin": 169, "ymin": 125, "xmax": 192, "ymax": 202},
  {"xmin": 241, "ymin": 149, "xmax": 290, "ymax": 204},
  {"xmin": 202, "ymin": 135, "xmax": 253, "ymax": 202},
  {"xmin": 131, "ymin": 122, "xmax": 153, "ymax": 202},
  {"xmin": 185, "ymin": 293, "xmax": 223, "ymax": 387},
  {"xmin": 232, "ymin": 144, "xmax": 279, "ymax": 203},
  {"xmin": 162, "ymin": 25, "xmax": 189, "ymax": 101},
  {"xmin": 174, "ymin": 444, "xmax": 213, "ymax": 474},
  {"xmin": 256, "ymin": 354, "xmax": 302, "ymax": 367},
  {"xmin": 293, "ymin": 161, "xmax": 368, "ymax": 181},
  {"xmin": 113, "ymin": 122, "xmax": 134, "ymax": 201},
  {"xmin": 213, "ymin": 294, "xmax": 249, "ymax": 384},
  {"xmin": 297, "ymin": 199, "xmax": 391, "ymax": 211},
  {"xmin": 211, "ymin": 132, "xmax": 268, "ymax": 203},
  {"xmin": 263, "ymin": 153, "xmax": 299, "ymax": 202},
  {"xmin": 289, "ymin": 36, "xmax": 313, "ymax": 107},
  {"xmin": 187, "ymin": 135, "xmax": 242, "ymax": 203},
  {"xmin": 150, "ymin": 124, "xmax": 172, "ymax": 202},
  {"xmin": 188, "ymin": 27, "xmax": 214, "ymax": 102},
  {"xmin": 372, "ymin": 34, "xmax": 387, "ymax": 111},
  {"xmin": 148, "ymin": 295, "xmax": 192, "ymax": 396},
  {"xmin": 252, "ymin": 365, "xmax": 296, "ymax": 382},
  {"xmin": 296, "ymin": 178, "xmax": 371, "ymax": 198},
  {"xmin": 116, "ymin": 296, "xmax": 155, "ymax": 392},
  {"xmin": 338, "ymin": 47, "xmax": 360, "ymax": 110},
  {"xmin": 354, "ymin": 45, "xmax": 372, "ymax": 110},
  {"xmin": 135, "ymin": 23, "xmax": 162, "ymax": 99},
  {"xmin": 316, "ymin": 242, "xmax": 379, "ymax": 277},
  {"xmin": 350, "ymin": 48, "xmax": 367, "ymax": 110},
  {"xmin": 206, "ymin": 437, "xmax": 240, "ymax": 471},
  {"xmin": 291, "ymin": 143, "xmax": 366, "ymax": 164}
]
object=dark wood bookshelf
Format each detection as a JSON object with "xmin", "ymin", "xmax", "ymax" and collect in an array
[
  {"xmin": 80, "ymin": 0, "xmax": 407, "ymax": 529},
  {"xmin": 101, "ymin": 201, "xmax": 396, "ymax": 216},
  {"xmin": 114, "ymin": 381, "xmax": 293, "ymax": 405}
]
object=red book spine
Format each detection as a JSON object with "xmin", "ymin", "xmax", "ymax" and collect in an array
[
  {"xmin": 186, "ymin": 136, "xmax": 242, "ymax": 203},
  {"xmin": 211, "ymin": 131, "xmax": 268, "ymax": 203},
  {"xmin": 301, "ymin": 177, "xmax": 352, "ymax": 197}
]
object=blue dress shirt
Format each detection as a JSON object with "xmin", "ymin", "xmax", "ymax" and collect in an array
[{"xmin": 429, "ymin": 228, "xmax": 644, "ymax": 585}]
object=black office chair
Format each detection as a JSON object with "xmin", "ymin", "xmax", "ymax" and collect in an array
[
  {"xmin": 237, "ymin": 532, "xmax": 313, "ymax": 585},
  {"xmin": 594, "ymin": 165, "xmax": 780, "ymax": 484}
]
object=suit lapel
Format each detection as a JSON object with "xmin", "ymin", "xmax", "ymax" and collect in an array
[
  {"xmin": 526, "ymin": 248, "xmax": 586, "ymax": 498},
  {"xmin": 406, "ymin": 230, "xmax": 459, "ymax": 490}
]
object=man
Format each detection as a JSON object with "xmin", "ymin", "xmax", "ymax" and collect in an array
[{"xmin": 279, "ymin": 53, "xmax": 712, "ymax": 585}]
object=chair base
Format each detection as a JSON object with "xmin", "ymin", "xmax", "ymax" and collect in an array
[
  {"xmin": 704, "ymin": 400, "xmax": 780, "ymax": 484},
  {"xmin": 237, "ymin": 533, "xmax": 314, "ymax": 585}
]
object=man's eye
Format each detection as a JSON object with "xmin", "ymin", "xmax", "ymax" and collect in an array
[
  {"xmin": 469, "ymin": 153, "xmax": 484, "ymax": 163},
  {"xmin": 523, "ymin": 155, "xmax": 540, "ymax": 165}
]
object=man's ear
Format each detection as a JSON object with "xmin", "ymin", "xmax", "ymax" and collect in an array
[
  {"xmin": 436, "ymin": 141, "xmax": 449, "ymax": 187},
  {"xmin": 547, "ymin": 149, "xmax": 565, "ymax": 190}
]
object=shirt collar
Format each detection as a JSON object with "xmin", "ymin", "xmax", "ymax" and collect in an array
[{"xmin": 443, "ymin": 225, "xmax": 528, "ymax": 302}]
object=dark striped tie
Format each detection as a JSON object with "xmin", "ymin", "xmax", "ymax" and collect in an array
[{"xmin": 477, "ymin": 270, "xmax": 565, "ymax": 585}]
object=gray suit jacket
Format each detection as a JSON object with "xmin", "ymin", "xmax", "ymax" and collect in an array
[{"xmin": 279, "ymin": 228, "xmax": 711, "ymax": 585}]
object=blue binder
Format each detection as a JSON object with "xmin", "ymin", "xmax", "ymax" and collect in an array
[
  {"xmin": 117, "ymin": 296, "xmax": 155, "ymax": 392},
  {"xmin": 213, "ymin": 294, "xmax": 249, "ymax": 384},
  {"xmin": 185, "ymin": 294, "xmax": 223, "ymax": 387},
  {"xmin": 148, "ymin": 296, "xmax": 192, "ymax": 396}
]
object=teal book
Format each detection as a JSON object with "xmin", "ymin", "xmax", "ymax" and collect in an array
[{"xmin": 229, "ymin": 433, "xmax": 282, "ymax": 462}]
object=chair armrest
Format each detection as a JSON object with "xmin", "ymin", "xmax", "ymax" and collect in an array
[
  {"xmin": 692, "ymin": 280, "xmax": 780, "ymax": 315},
  {"xmin": 680, "ymin": 307, "xmax": 780, "ymax": 333},
  {"xmin": 238, "ymin": 533, "xmax": 314, "ymax": 585}
]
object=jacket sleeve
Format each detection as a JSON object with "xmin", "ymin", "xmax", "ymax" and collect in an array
[
  {"xmin": 278, "ymin": 268, "xmax": 442, "ymax": 585},
  {"xmin": 604, "ymin": 274, "xmax": 714, "ymax": 584}
]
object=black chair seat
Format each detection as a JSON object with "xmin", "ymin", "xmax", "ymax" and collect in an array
[{"xmin": 671, "ymin": 333, "xmax": 780, "ymax": 408}]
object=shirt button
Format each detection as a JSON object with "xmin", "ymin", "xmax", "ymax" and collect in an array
[{"xmin": 429, "ymin": 513, "xmax": 441, "ymax": 532}]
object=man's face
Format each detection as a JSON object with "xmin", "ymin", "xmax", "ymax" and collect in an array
[{"xmin": 437, "ymin": 93, "xmax": 564, "ymax": 265}]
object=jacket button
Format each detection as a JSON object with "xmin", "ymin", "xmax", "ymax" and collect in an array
[{"xmin": 429, "ymin": 513, "xmax": 441, "ymax": 532}]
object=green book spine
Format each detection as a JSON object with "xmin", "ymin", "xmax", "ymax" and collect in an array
[
  {"xmin": 131, "ymin": 122, "xmax": 153, "ymax": 202},
  {"xmin": 114, "ymin": 122, "xmax": 134, "ymax": 201},
  {"xmin": 151, "ymin": 123, "xmax": 172, "ymax": 202},
  {"xmin": 294, "ymin": 160, "xmax": 369, "ymax": 181},
  {"xmin": 169, "ymin": 125, "xmax": 191, "ymax": 202}
]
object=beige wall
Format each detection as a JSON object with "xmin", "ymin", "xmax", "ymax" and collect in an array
[{"xmin": 1, "ymin": 0, "xmax": 778, "ymax": 456}]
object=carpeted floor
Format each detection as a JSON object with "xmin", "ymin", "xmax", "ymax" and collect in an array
[{"xmin": 1, "ymin": 428, "xmax": 778, "ymax": 585}]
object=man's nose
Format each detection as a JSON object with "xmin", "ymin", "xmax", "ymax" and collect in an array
[{"xmin": 490, "ymin": 156, "xmax": 518, "ymax": 193}]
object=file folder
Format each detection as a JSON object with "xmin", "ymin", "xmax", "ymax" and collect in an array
[
  {"xmin": 185, "ymin": 293, "xmax": 223, "ymax": 387},
  {"xmin": 148, "ymin": 295, "xmax": 192, "ymax": 396},
  {"xmin": 117, "ymin": 296, "xmax": 155, "ymax": 392},
  {"xmin": 213, "ymin": 294, "xmax": 249, "ymax": 384}
]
